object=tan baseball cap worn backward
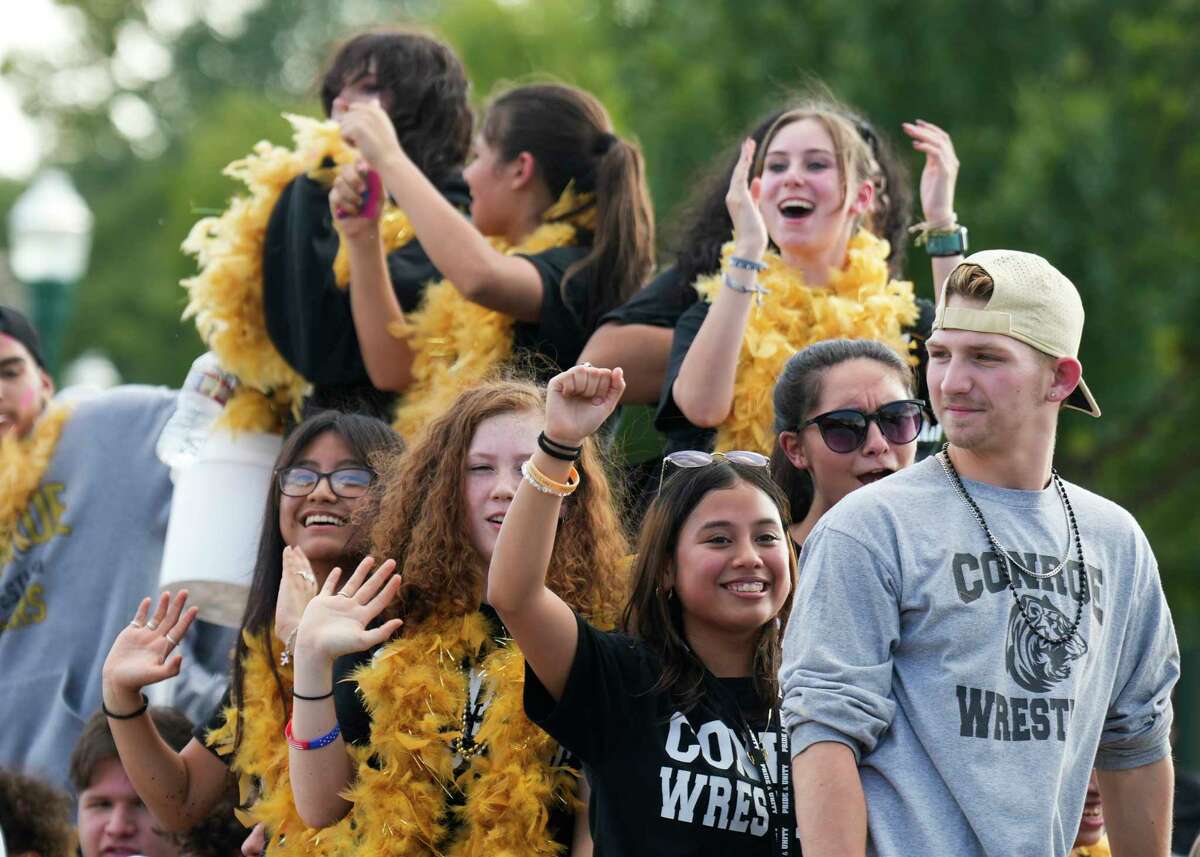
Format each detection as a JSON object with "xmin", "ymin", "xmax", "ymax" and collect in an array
[{"xmin": 932, "ymin": 249, "xmax": 1101, "ymax": 418}]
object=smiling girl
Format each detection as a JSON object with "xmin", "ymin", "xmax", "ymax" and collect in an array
[
  {"xmin": 488, "ymin": 364, "xmax": 798, "ymax": 856},
  {"xmin": 659, "ymin": 95, "xmax": 961, "ymax": 456},
  {"xmin": 99, "ymin": 411, "xmax": 401, "ymax": 852},
  {"xmin": 285, "ymin": 380, "xmax": 627, "ymax": 854}
]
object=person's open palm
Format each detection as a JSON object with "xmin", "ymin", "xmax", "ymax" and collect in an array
[
  {"xmin": 102, "ymin": 591, "xmax": 199, "ymax": 703},
  {"xmin": 295, "ymin": 556, "xmax": 403, "ymax": 663}
]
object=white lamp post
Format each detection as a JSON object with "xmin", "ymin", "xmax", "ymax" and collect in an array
[{"xmin": 6, "ymin": 169, "xmax": 94, "ymax": 375}]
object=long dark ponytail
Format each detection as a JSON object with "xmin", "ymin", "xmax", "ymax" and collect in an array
[{"xmin": 482, "ymin": 82, "xmax": 656, "ymax": 329}]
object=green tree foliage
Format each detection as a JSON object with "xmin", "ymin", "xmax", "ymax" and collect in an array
[{"xmin": 3, "ymin": 0, "xmax": 1197, "ymax": 643}]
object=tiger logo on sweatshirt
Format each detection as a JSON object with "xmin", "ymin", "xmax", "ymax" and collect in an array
[{"xmin": 1005, "ymin": 595, "xmax": 1088, "ymax": 693}]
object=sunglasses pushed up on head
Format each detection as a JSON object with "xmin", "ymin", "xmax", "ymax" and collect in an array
[
  {"xmin": 658, "ymin": 449, "xmax": 770, "ymax": 493},
  {"xmin": 801, "ymin": 399, "xmax": 925, "ymax": 454}
]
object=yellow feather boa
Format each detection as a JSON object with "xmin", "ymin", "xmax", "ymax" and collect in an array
[
  {"xmin": 0, "ymin": 404, "xmax": 71, "ymax": 567},
  {"xmin": 204, "ymin": 631, "xmax": 358, "ymax": 854},
  {"xmin": 327, "ymin": 612, "xmax": 577, "ymax": 856},
  {"xmin": 181, "ymin": 114, "xmax": 415, "ymax": 433},
  {"xmin": 390, "ymin": 188, "xmax": 593, "ymax": 441},
  {"xmin": 695, "ymin": 230, "xmax": 918, "ymax": 454}
]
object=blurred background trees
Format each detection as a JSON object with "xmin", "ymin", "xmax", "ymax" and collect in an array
[{"xmin": 2, "ymin": 0, "xmax": 1197, "ymax": 759}]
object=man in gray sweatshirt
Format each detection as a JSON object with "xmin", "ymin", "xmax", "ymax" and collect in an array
[{"xmin": 780, "ymin": 251, "xmax": 1178, "ymax": 856}]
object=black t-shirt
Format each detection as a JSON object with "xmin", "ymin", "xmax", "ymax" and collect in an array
[
  {"xmin": 525, "ymin": 613, "xmax": 785, "ymax": 857},
  {"xmin": 599, "ymin": 265, "xmax": 696, "ymax": 329},
  {"xmin": 261, "ymin": 171, "xmax": 471, "ymax": 414},
  {"xmin": 514, "ymin": 245, "xmax": 600, "ymax": 379},
  {"xmin": 655, "ymin": 297, "xmax": 937, "ymax": 455}
]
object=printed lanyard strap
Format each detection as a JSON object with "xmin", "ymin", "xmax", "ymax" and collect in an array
[{"xmin": 742, "ymin": 704, "xmax": 790, "ymax": 857}]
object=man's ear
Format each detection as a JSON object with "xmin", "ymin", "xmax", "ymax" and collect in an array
[
  {"xmin": 1048, "ymin": 356, "xmax": 1082, "ymax": 406},
  {"xmin": 38, "ymin": 367, "xmax": 55, "ymax": 403},
  {"xmin": 778, "ymin": 430, "xmax": 809, "ymax": 472}
]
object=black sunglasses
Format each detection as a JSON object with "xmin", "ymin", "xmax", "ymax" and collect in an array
[
  {"xmin": 276, "ymin": 466, "xmax": 375, "ymax": 499},
  {"xmin": 801, "ymin": 399, "xmax": 925, "ymax": 454},
  {"xmin": 658, "ymin": 449, "xmax": 770, "ymax": 493}
]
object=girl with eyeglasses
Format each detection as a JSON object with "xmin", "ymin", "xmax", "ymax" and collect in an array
[
  {"xmin": 284, "ymin": 380, "xmax": 627, "ymax": 855},
  {"xmin": 656, "ymin": 91, "xmax": 959, "ymax": 458},
  {"xmin": 771, "ymin": 338, "xmax": 923, "ymax": 548},
  {"xmin": 100, "ymin": 411, "xmax": 401, "ymax": 852},
  {"xmin": 488, "ymin": 363, "xmax": 798, "ymax": 856}
]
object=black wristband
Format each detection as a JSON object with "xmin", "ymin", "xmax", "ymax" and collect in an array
[
  {"xmin": 292, "ymin": 688, "xmax": 335, "ymax": 701},
  {"xmin": 103, "ymin": 693, "xmax": 149, "ymax": 720},
  {"xmin": 538, "ymin": 432, "xmax": 582, "ymax": 462}
]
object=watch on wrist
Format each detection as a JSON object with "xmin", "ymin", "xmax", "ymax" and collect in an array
[{"xmin": 925, "ymin": 226, "xmax": 968, "ymax": 258}]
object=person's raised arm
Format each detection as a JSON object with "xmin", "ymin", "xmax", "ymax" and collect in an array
[
  {"xmin": 328, "ymin": 165, "xmax": 418, "ymax": 392},
  {"xmin": 487, "ymin": 364, "xmax": 625, "ymax": 700},
  {"xmin": 902, "ymin": 120, "xmax": 962, "ymax": 303},
  {"xmin": 339, "ymin": 101, "xmax": 544, "ymax": 321},
  {"xmin": 1097, "ymin": 758, "xmax": 1173, "ymax": 856},
  {"xmin": 101, "ymin": 591, "xmax": 234, "ymax": 831},
  {"xmin": 578, "ymin": 323, "xmax": 672, "ymax": 405},
  {"xmin": 289, "ymin": 557, "xmax": 403, "ymax": 828},
  {"xmin": 671, "ymin": 139, "xmax": 766, "ymax": 427}
]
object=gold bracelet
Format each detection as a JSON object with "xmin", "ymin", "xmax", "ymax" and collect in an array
[{"xmin": 521, "ymin": 459, "xmax": 580, "ymax": 497}]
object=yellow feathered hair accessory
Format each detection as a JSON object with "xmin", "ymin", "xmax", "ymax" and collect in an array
[{"xmin": 0, "ymin": 404, "xmax": 71, "ymax": 567}]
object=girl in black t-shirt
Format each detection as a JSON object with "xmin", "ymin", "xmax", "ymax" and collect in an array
[
  {"xmin": 285, "ymin": 379, "xmax": 628, "ymax": 854},
  {"xmin": 98, "ymin": 411, "xmax": 401, "ymax": 852},
  {"xmin": 260, "ymin": 29, "xmax": 473, "ymax": 418},
  {"xmin": 330, "ymin": 82, "xmax": 656, "ymax": 439},
  {"xmin": 489, "ymin": 364, "xmax": 799, "ymax": 857}
]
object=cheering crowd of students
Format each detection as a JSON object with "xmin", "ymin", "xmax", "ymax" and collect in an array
[{"xmin": 0, "ymin": 25, "xmax": 1189, "ymax": 857}]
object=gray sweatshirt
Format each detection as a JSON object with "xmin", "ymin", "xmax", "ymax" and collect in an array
[
  {"xmin": 780, "ymin": 455, "xmax": 1178, "ymax": 856},
  {"xmin": 0, "ymin": 387, "xmax": 175, "ymax": 789}
]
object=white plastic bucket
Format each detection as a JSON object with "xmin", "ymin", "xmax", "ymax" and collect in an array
[{"xmin": 158, "ymin": 428, "xmax": 282, "ymax": 627}]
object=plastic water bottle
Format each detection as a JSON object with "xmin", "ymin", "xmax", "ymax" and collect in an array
[{"xmin": 156, "ymin": 352, "xmax": 238, "ymax": 471}]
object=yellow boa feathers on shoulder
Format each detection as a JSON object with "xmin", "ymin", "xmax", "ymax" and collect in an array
[
  {"xmin": 390, "ymin": 188, "xmax": 591, "ymax": 441},
  {"xmin": 695, "ymin": 230, "xmax": 918, "ymax": 453},
  {"xmin": 0, "ymin": 404, "xmax": 71, "ymax": 567},
  {"xmin": 204, "ymin": 631, "xmax": 354, "ymax": 854},
  {"xmin": 181, "ymin": 115, "xmax": 415, "ymax": 433}
]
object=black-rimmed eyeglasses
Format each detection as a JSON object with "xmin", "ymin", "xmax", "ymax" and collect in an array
[{"xmin": 276, "ymin": 466, "xmax": 375, "ymax": 499}]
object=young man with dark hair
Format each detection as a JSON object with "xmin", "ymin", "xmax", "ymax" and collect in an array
[
  {"xmin": 70, "ymin": 707, "xmax": 192, "ymax": 857},
  {"xmin": 781, "ymin": 251, "xmax": 1178, "ymax": 855},
  {"xmin": 0, "ymin": 306, "xmax": 179, "ymax": 789}
]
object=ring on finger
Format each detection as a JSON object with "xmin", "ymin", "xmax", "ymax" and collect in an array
[
  {"xmin": 129, "ymin": 620, "xmax": 145, "ymax": 629},
  {"xmin": 339, "ymin": 591, "xmax": 355, "ymax": 599},
  {"xmin": 146, "ymin": 620, "xmax": 159, "ymax": 631},
  {"xmin": 165, "ymin": 633, "xmax": 180, "ymax": 646}
]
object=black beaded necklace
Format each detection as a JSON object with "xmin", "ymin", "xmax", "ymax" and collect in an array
[{"xmin": 937, "ymin": 445, "xmax": 1089, "ymax": 646}]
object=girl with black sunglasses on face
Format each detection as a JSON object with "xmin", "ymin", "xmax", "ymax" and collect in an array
[
  {"xmin": 488, "ymin": 364, "xmax": 798, "ymax": 857},
  {"xmin": 99, "ymin": 411, "xmax": 401, "ymax": 853},
  {"xmin": 770, "ymin": 339, "xmax": 922, "ymax": 548}
]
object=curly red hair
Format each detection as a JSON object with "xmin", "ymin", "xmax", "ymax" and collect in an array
[{"xmin": 371, "ymin": 380, "xmax": 628, "ymax": 627}]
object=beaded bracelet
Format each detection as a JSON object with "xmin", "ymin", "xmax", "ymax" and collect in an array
[
  {"xmin": 729, "ymin": 256, "xmax": 766, "ymax": 272},
  {"xmin": 285, "ymin": 718, "xmax": 341, "ymax": 750},
  {"xmin": 722, "ymin": 273, "xmax": 769, "ymax": 306},
  {"xmin": 102, "ymin": 693, "xmax": 149, "ymax": 721},
  {"xmin": 521, "ymin": 459, "xmax": 580, "ymax": 497}
]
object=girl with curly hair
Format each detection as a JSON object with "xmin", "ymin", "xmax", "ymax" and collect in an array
[{"xmin": 287, "ymin": 379, "xmax": 628, "ymax": 855}]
